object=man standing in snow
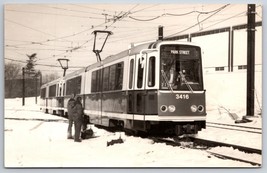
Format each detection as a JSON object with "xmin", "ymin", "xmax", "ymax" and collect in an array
[
  {"xmin": 67, "ymin": 94, "xmax": 76, "ymax": 139},
  {"xmin": 72, "ymin": 96, "xmax": 84, "ymax": 142}
]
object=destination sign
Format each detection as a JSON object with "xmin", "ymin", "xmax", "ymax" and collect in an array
[
  {"xmin": 160, "ymin": 45, "xmax": 200, "ymax": 59},
  {"xmin": 170, "ymin": 50, "xmax": 190, "ymax": 55}
]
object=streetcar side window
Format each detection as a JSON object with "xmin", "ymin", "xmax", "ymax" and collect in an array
[
  {"xmin": 137, "ymin": 58, "xmax": 144, "ymax": 88},
  {"xmin": 92, "ymin": 62, "xmax": 123, "ymax": 92},
  {"xmin": 91, "ymin": 71, "xmax": 97, "ymax": 92},
  {"xmin": 49, "ymin": 84, "xmax": 56, "ymax": 97},
  {"xmin": 109, "ymin": 65, "xmax": 116, "ymax": 90},
  {"xmin": 129, "ymin": 59, "xmax": 134, "ymax": 89},
  {"xmin": 108, "ymin": 62, "xmax": 124, "ymax": 91},
  {"xmin": 115, "ymin": 62, "xmax": 123, "ymax": 90},
  {"xmin": 41, "ymin": 88, "xmax": 46, "ymax": 98},
  {"xmin": 66, "ymin": 76, "xmax": 82, "ymax": 95},
  {"xmin": 97, "ymin": 69, "xmax": 102, "ymax": 92},
  {"xmin": 63, "ymin": 83, "xmax": 65, "ymax": 96},
  {"xmin": 148, "ymin": 56, "xmax": 155, "ymax": 87},
  {"xmin": 59, "ymin": 84, "xmax": 62, "ymax": 96},
  {"xmin": 91, "ymin": 69, "xmax": 102, "ymax": 92},
  {"xmin": 103, "ymin": 67, "xmax": 110, "ymax": 91}
]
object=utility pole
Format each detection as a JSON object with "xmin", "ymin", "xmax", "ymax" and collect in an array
[
  {"xmin": 22, "ymin": 67, "xmax": 25, "ymax": 106},
  {"xmin": 35, "ymin": 74, "xmax": 38, "ymax": 104},
  {"xmin": 246, "ymin": 4, "xmax": 256, "ymax": 116}
]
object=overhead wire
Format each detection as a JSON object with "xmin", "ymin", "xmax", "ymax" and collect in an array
[
  {"xmin": 5, "ymin": 4, "xmax": 148, "ymax": 50},
  {"xmin": 6, "ymin": 4, "xmax": 259, "ymax": 73},
  {"xmin": 70, "ymin": 4, "xmax": 118, "ymax": 13},
  {"xmin": 128, "ymin": 15, "xmax": 162, "ymax": 21},
  {"xmin": 128, "ymin": 4, "xmax": 230, "ymax": 22},
  {"xmin": 6, "ymin": 3, "xmax": 234, "ymax": 61},
  {"xmin": 165, "ymin": 4, "xmax": 230, "ymax": 38},
  {"xmin": 5, "ymin": 18, "xmax": 68, "ymax": 42},
  {"xmin": 201, "ymin": 11, "xmax": 246, "ymax": 31},
  {"xmin": 62, "ymin": 4, "xmax": 140, "ymax": 56},
  {"xmin": 130, "ymin": 4, "xmax": 160, "ymax": 14},
  {"xmin": 107, "ymin": 4, "xmax": 236, "ymax": 44},
  {"xmin": 5, "ymin": 57, "xmax": 84, "ymax": 68},
  {"xmin": 5, "ymin": 9, "xmax": 104, "ymax": 19},
  {"xmin": 40, "ymin": 5, "xmax": 108, "ymax": 16}
]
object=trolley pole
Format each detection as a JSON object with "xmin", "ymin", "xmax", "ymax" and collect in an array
[
  {"xmin": 22, "ymin": 67, "xmax": 25, "ymax": 106},
  {"xmin": 246, "ymin": 4, "xmax": 256, "ymax": 116}
]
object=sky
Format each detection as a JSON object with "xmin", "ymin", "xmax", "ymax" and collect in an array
[{"xmin": 4, "ymin": 2, "xmax": 263, "ymax": 75}]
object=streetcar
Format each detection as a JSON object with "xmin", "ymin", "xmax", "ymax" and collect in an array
[{"xmin": 40, "ymin": 40, "xmax": 206, "ymax": 136}]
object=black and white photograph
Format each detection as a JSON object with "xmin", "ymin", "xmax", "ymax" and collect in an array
[{"xmin": 3, "ymin": 1, "xmax": 263, "ymax": 168}]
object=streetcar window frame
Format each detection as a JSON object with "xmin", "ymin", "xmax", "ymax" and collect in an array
[
  {"xmin": 109, "ymin": 65, "xmax": 116, "ymax": 91},
  {"xmin": 63, "ymin": 83, "xmax": 65, "ymax": 96},
  {"xmin": 148, "ymin": 56, "xmax": 156, "ymax": 87},
  {"xmin": 41, "ymin": 88, "xmax": 46, "ymax": 98},
  {"xmin": 159, "ymin": 45, "xmax": 203, "ymax": 91},
  {"xmin": 129, "ymin": 59, "xmax": 134, "ymax": 89},
  {"xmin": 115, "ymin": 62, "xmax": 123, "ymax": 90},
  {"xmin": 91, "ymin": 62, "xmax": 124, "ymax": 93},
  {"xmin": 91, "ymin": 71, "xmax": 97, "ymax": 92},
  {"xmin": 103, "ymin": 67, "xmax": 110, "ymax": 91},
  {"xmin": 137, "ymin": 58, "xmax": 144, "ymax": 88},
  {"xmin": 66, "ymin": 76, "xmax": 82, "ymax": 95},
  {"xmin": 48, "ymin": 84, "xmax": 56, "ymax": 97},
  {"xmin": 91, "ymin": 70, "xmax": 102, "ymax": 93}
]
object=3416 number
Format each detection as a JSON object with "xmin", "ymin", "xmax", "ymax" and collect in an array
[{"xmin": 176, "ymin": 94, "xmax": 189, "ymax": 100}]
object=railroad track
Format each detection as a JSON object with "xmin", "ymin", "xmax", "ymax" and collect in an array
[
  {"xmin": 207, "ymin": 151, "xmax": 261, "ymax": 166},
  {"xmin": 206, "ymin": 150, "xmax": 261, "ymax": 166},
  {"xmin": 206, "ymin": 122, "xmax": 262, "ymax": 134},
  {"xmin": 150, "ymin": 136, "xmax": 262, "ymax": 166},
  {"xmin": 190, "ymin": 137, "xmax": 261, "ymax": 154}
]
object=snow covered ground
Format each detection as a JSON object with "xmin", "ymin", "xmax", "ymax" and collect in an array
[{"xmin": 4, "ymin": 97, "xmax": 262, "ymax": 168}]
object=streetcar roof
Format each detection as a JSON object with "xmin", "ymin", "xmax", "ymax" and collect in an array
[
  {"xmin": 41, "ymin": 77, "xmax": 62, "ymax": 88},
  {"xmin": 41, "ymin": 40, "xmax": 200, "ymax": 87},
  {"xmin": 62, "ymin": 68, "xmax": 86, "ymax": 79},
  {"xmin": 84, "ymin": 40, "xmax": 200, "ymax": 71}
]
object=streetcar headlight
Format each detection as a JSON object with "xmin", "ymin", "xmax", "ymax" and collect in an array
[
  {"xmin": 198, "ymin": 105, "xmax": 204, "ymax": 112},
  {"xmin": 160, "ymin": 105, "xmax": 168, "ymax": 112},
  {"xmin": 168, "ymin": 105, "xmax": 176, "ymax": 112},
  {"xmin": 190, "ymin": 105, "xmax": 197, "ymax": 112}
]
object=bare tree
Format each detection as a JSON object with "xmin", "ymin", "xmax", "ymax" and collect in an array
[
  {"xmin": 42, "ymin": 73, "xmax": 60, "ymax": 84},
  {"xmin": 5, "ymin": 62, "xmax": 22, "ymax": 80},
  {"xmin": 5, "ymin": 62, "xmax": 22, "ymax": 98}
]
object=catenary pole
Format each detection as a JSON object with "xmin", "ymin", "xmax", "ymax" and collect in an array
[
  {"xmin": 22, "ymin": 67, "xmax": 25, "ymax": 106},
  {"xmin": 246, "ymin": 4, "xmax": 256, "ymax": 116}
]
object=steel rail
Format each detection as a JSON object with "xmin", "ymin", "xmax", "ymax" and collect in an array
[
  {"xmin": 206, "ymin": 124, "xmax": 262, "ymax": 134},
  {"xmin": 206, "ymin": 121, "xmax": 262, "ymax": 130}
]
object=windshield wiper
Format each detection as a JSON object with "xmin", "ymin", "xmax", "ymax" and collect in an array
[
  {"xmin": 179, "ymin": 71, "xmax": 194, "ymax": 93},
  {"xmin": 161, "ymin": 70, "xmax": 174, "ymax": 93}
]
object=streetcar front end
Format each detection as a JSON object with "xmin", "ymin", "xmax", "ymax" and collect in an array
[{"xmin": 156, "ymin": 43, "xmax": 206, "ymax": 135}]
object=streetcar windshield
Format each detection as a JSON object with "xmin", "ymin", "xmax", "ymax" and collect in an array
[{"xmin": 160, "ymin": 45, "xmax": 203, "ymax": 91}]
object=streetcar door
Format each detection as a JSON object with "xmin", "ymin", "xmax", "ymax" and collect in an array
[
  {"xmin": 127, "ymin": 55, "xmax": 136, "ymax": 115},
  {"xmin": 96, "ymin": 69, "xmax": 102, "ymax": 125},
  {"xmin": 57, "ymin": 81, "xmax": 64, "ymax": 116},
  {"xmin": 98, "ymin": 68, "xmax": 103, "ymax": 125},
  {"xmin": 134, "ymin": 53, "xmax": 147, "ymax": 115}
]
